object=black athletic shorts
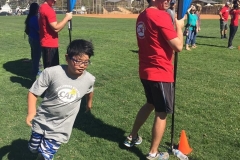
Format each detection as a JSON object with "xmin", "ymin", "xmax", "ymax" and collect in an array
[
  {"xmin": 42, "ymin": 47, "xmax": 59, "ymax": 69},
  {"xmin": 141, "ymin": 79, "xmax": 174, "ymax": 113}
]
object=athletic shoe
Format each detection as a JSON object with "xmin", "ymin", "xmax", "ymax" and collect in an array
[
  {"xmin": 146, "ymin": 152, "xmax": 169, "ymax": 160},
  {"xmin": 228, "ymin": 46, "xmax": 235, "ymax": 49},
  {"xmin": 123, "ymin": 135, "xmax": 142, "ymax": 147}
]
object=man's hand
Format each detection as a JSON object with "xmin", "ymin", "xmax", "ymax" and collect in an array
[
  {"xmin": 26, "ymin": 113, "xmax": 35, "ymax": 127},
  {"xmin": 65, "ymin": 12, "xmax": 73, "ymax": 21},
  {"xmin": 175, "ymin": 17, "xmax": 185, "ymax": 29}
]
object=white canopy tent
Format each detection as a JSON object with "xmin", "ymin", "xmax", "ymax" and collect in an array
[{"xmin": 0, "ymin": 3, "xmax": 12, "ymax": 13}]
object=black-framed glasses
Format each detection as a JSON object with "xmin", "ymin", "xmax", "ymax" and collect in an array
[{"xmin": 70, "ymin": 58, "xmax": 90, "ymax": 66}]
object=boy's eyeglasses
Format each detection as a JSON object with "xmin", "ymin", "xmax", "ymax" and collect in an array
[{"xmin": 70, "ymin": 58, "xmax": 90, "ymax": 66}]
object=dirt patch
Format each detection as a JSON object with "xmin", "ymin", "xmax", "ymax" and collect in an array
[
  {"xmin": 200, "ymin": 14, "xmax": 220, "ymax": 19},
  {"xmin": 74, "ymin": 14, "xmax": 220, "ymax": 19}
]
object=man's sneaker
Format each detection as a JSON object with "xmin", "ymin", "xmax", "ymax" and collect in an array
[
  {"xmin": 123, "ymin": 135, "xmax": 142, "ymax": 147},
  {"xmin": 228, "ymin": 46, "xmax": 235, "ymax": 49},
  {"xmin": 146, "ymin": 152, "xmax": 169, "ymax": 160}
]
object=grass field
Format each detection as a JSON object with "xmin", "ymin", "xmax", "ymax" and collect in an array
[{"xmin": 0, "ymin": 15, "xmax": 239, "ymax": 160}]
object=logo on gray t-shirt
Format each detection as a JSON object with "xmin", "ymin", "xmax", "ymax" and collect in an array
[{"xmin": 56, "ymin": 85, "xmax": 80, "ymax": 103}]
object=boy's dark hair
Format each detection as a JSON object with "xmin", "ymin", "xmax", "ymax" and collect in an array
[
  {"xmin": 67, "ymin": 39, "xmax": 94, "ymax": 58},
  {"xmin": 24, "ymin": 3, "xmax": 39, "ymax": 35}
]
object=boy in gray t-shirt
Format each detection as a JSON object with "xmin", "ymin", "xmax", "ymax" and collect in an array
[{"xmin": 26, "ymin": 39, "xmax": 95, "ymax": 160}]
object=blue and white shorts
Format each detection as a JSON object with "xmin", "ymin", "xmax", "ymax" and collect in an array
[{"xmin": 28, "ymin": 131, "xmax": 61, "ymax": 160}]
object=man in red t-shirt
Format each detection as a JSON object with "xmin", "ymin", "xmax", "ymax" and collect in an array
[
  {"xmin": 219, "ymin": 2, "xmax": 230, "ymax": 39},
  {"xmin": 123, "ymin": 0, "xmax": 184, "ymax": 159},
  {"xmin": 39, "ymin": 0, "xmax": 72, "ymax": 68}
]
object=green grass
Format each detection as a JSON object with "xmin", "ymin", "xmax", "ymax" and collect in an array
[{"xmin": 0, "ymin": 15, "xmax": 240, "ymax": 160}]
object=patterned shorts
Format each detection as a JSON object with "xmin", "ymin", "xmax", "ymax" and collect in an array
[{"xmin": 28, "ymin": 131, "xmax": 61, "ymax": 160}]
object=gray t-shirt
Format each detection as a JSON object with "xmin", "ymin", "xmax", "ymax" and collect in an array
[
  {"xmin": 29, "ymin": 65, "xmax": 95, "ymax": 143},
  {"xmin": 166, "ymin": 8, "xmax": 175, "ymax": 24}
]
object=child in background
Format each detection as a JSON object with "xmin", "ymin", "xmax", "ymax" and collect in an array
[
  {"xmin": 26, "ymin": 39, "xmax": 95, "ymax": 160},
  {"xmin": 185, "ymin": 5, "xmax": 198, "ymax": 51},
  {"xmin": 196, "ymin": 4, "xmax": 202, "ymax": 32},
  {"xmin": 24, "ymin": 3, "xmax": 42, "ymax": 77}
]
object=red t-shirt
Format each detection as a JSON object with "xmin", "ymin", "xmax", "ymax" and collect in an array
[
  {"xmin": 220, "ymin": 6, "xmax": 229, "ymax": 21},
  {"xmin": 136, "ymin": 8, "xmax": 177, "ymax": 82},
  {"xmin": 230, "ymin": 9, "xmax": 240, "ymax": 26},
  {"xmin": 39, "ymin": 3, "xmax": 58, "ymax": 47}
]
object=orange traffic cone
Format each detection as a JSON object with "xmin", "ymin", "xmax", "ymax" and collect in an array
[{"xmin": 178, "ymin": 130, "xmax": 192, "ymax": 155}]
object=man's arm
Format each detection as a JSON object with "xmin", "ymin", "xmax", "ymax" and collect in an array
[
  {"xmin": 49, "ymin": 12, "xmax": 72, "ymax": 33},
  {"xmin": 219, "ymin": 7, "xmax": 224, "ymax": 19},
  {"xmin": 26, "ymin": 92, "xmax": 38, "ymax": 126},
  {"xmin": 219, "ymin": 11, "xmax": 223, "ymax": 19},
  {"xmin": 85, "ymin": 92, "xmax": 94, "ymax": 113},
  {"xmin": 167, "ymin": 18, "xmax": 184, "ymax": 52}
]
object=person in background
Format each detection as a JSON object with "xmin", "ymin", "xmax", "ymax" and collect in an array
[
  {"xmin": 16, "ymin": 6, "xmax": 20, "ymax": 15},
  {"xmin": 39, "ymin": 0, "xmax": 72, "ymax": 69},
  {"xmin": 233, "ymin": 0, "xmax": 240, "ymax": 6},
  {"xmin": 185, "ymin": 5, "xmax": 198, "ymax": 51},
  {"xmin": 219, "ymin": 2, "xmax": 230, "ymax": 39},
  {"xmin": 26, "ymin": 39, "xmax": 95, "ymax": 160},
  {"xmin": 196, "ymin": 4, "xmax": 202, "ymax": 32},
  {"xmin": 24, "ymin": 3, "xmax": 42, "ymax": 77},
  {"xmin": 228, "ymin": 3, "xmax": 240, "ymax": 49},
  {"xmin": 123, "ymin": 0, "xmax": 184, "ymax": 159},
  {"xmin": 166, "ymin": 0, "xmax": 176, "ymax": 23}
]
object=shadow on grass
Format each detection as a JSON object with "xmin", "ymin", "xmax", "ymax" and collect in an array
[
  {"xmin": 74, "ymin": 98, "xmax": 146, "ymax": 159},
  {"xmin": 0, "ymin": 139, "xmax": 37, "ymax": 160},
  {"xmin": 197, "ymin": 35, "xmax": 219, "ymax": 39},
  {"xmin": 130, "ymin": 49, "xmax": 138, "ymax": 54},
  {"xmin": 3, "ymin": 58, "xmax": 35, "ymax": 89},
  {"xmin": 196, "ymin": 43, "xmax": 227, "ymax": 48}
]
